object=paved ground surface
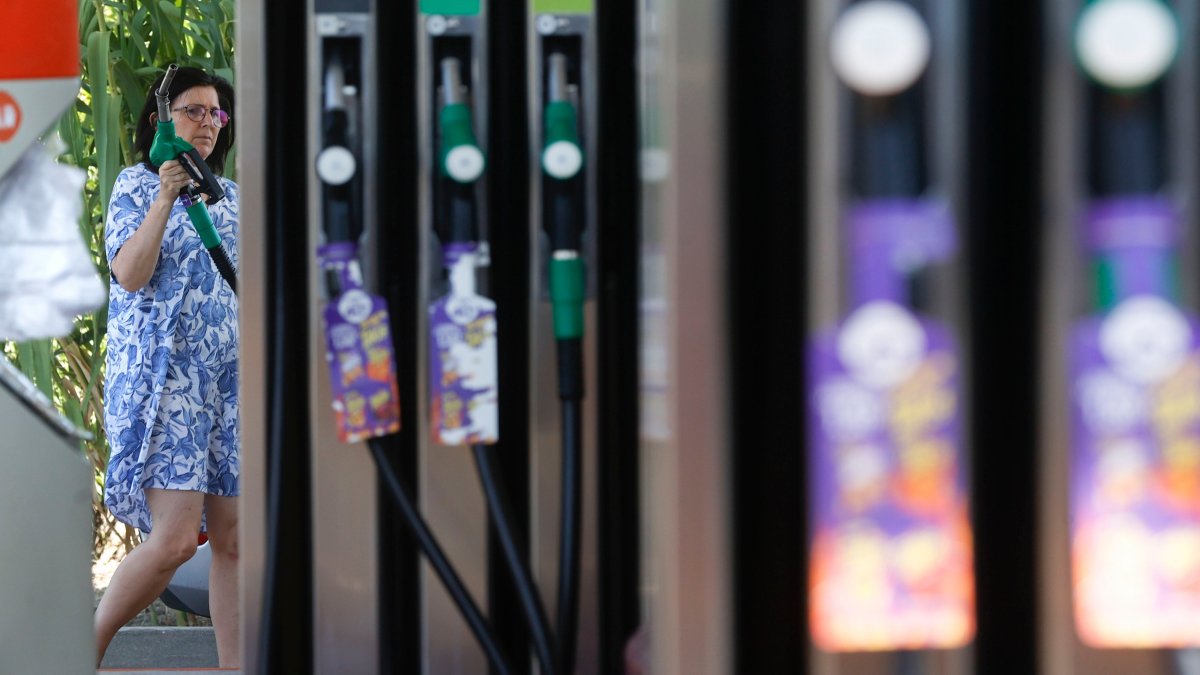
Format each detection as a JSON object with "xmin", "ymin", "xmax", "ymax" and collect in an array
[{"xmin": 99, "ymin": 626, "xmax": 220, "ymax": 670}]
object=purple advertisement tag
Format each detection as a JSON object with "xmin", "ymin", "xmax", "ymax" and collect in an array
[
  {"xmin": 1083, "ymin": 198, "xmax": 1178, "ymax": 302},
  {"xmin": 807, "ymin": 301, "xmax": 974, "ymax": 651},
  {"xmin": 318, "ymin": 243, "xmax": 402, "ymax": 443},
  {"xmin": 1082, "ymin": 197, "xmax": 1178, "ymax": 252},
  {"xmin": 1070, "ymin": 296, "xmax": 1200, "ymax": 647},
  {"xmin": 429, "ymin": 242, "xmax": 499, "ymax": 446},
  {"xmin": 849, "ymin": 199, "xmax": 957, "ymax": 306}
]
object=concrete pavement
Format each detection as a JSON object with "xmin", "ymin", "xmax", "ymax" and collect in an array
[{"xmin": 97, "ymin": 626, "xmax": 234, "ymax": 673}]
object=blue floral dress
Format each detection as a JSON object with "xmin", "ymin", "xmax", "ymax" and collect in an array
[{"xmin": 103, "ymin": 163, "xmax": 239, "ymax": 533}]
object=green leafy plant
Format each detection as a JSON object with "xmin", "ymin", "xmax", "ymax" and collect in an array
[{"xmin": 3, "ymin": 0, "xmax": 235, "ymax": 563}]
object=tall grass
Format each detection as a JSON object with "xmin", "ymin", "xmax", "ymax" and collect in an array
[{"xmin": 3, "ymin": 0, "xmax": 235, "ymax": 559}]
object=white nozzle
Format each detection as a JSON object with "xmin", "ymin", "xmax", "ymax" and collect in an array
[
  {"xmin": 316, "ymin": 146, "xmax": 357, "ymax": 185},
  {"xmin": 542, "ymin": 140, "xmax": 584, "ymax": 179},
  {"xmin": 1075, "ymin": 0, "xmax": 1178, "ymax": 89},
  {"xmin": 445, "ymin": 145, "xmax": 486, "ymax": 183},
  {"xmin": 829, "ymin": 0, "xmax": 931, "ymax": 96}
]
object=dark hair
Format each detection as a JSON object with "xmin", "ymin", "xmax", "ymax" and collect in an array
[{"xmin": 133, "ymin": 66, "xmax": 235, "ymax": 175}]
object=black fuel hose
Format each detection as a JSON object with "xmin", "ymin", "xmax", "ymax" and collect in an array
[
  {"xmin": 369, "ymin": 437, "xmax": 514, "ymax": 675},
  {"xmin": 472, "ymin": 444, "xmax": 559, "ymax": 675},
  {"xmin": 556, "ymin": 390, "xmax": 583, "ymax": 675}
]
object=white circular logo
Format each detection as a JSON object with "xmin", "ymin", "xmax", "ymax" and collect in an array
[
  {"xmin": 837, "ymin": 301, "xmax": 927, "ymax": 389},
  {"xmin": 1077, "ymin": 371, "xmax": 1146, "ymax": 433},
  {"xmin": 1100, "ymin": 295, "xmax": 1192, "ymax": 383},
  {"xmin": 316, "ymin": 146, "xmax": 357, "ymax": 185},
  {"xmin": 829, "ymin": 0, "xmax": 931, "ymax": 96},
  {"xmin": 818, "ymin": 379, "xmax": 884, "ymax": 439},
  {"xmin": 427, "ymin": 15, "xmax": 448, "ymax": 36},
  {"xmin": 543, "ymin": 141, "xmax": 584, "ymax": 179},
  {"xmin": 338, "ymin": 289, "xmax": 374, "ymax": 324},
  {"xmin": 537, "ymin": 15, "xmax": 559, "ymax": 35},
  {"xmin": 445, "ymin": 145, "xmax": 485, "ymax": 183},
  {"xmin": 434, "ymin": 323, "xmax": 463, "ymax": 350},
  {"xmin": 1075, "ymin": 0, "xmax": 1178, "ymax": 89},
  {"xmin": 447, "ymin": 296, "xmax": 481, "ymax": 325}
]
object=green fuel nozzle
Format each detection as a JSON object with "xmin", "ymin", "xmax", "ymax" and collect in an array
[
  {"xmin": 149, "ymin": 63, "xmax": 236, "ymax": 293},
  {"xmin": 542, "ymin": 53, "xmax": 584, "ymax": 180},
  {"xmin": 439, "ymin": 58, "xmax": 486, "ymax": 184},
  {"xmin": 148, "ymin": 64, "xmax": 227, "ymax": 205}
]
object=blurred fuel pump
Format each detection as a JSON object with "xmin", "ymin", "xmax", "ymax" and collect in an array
[
  {"xmin": 807, "ymin": 1, "xmax": 975, "ymax": 672},
  {"xmin": 1067, "ymin": 0, "xmax": 1200, "ymax": 660}
]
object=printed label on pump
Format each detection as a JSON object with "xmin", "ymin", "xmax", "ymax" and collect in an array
[
  {"xmin": 534, "ymin": 0, "xmax": 594, "ymax": 13},
  {"xmin": 420, "ymin": 0, "xmax": 480, "ymax": 15},
  {"xmin": 318, "ymin": 243, "xmax": 402, "ymax": 443},
  {"xmin": 430, "ymin": 242, "xmax": 500, "ymax": 445},
  {"xmin": 1070, "ymin": 297, "xmax": 1200, "ymax": 648},
  {"xmin": 808, "ymin": 301, "xmax": 974, "ymax": 651}
]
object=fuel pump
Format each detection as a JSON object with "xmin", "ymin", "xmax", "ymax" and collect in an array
[
  {"xmin": 309, "ymin": 5, "xmax": 544, "ymax": 674},
  {"xmin": 531, "ymin": 4, "xmax": 595, "ymax": 674},
  {"xmin": 1065, "ymin": 0, "xmax": 1200, "ymax": 665},
  {"xmin": 1036, "ymin": 0, "xmax": 1200, "ymax": 672},
  {"xmin": 807, "ymin": 0, "xmax": 974, "ymax": 673}
]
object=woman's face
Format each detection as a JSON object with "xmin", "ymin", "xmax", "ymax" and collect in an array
[{"xmin": 166, "ymin": 85, "xmax": 223, "ymax": 159}]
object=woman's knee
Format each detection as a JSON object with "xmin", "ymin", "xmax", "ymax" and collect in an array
[
  {"xmin": 147, "ymin": 532, "xmax": 199, "ymax": 569},
  {"xmin": 208, "ymin": 524, "xmax": 239, "ymax": 560}
]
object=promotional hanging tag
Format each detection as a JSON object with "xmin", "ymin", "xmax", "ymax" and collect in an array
[
  {"xmin": 808, "ymin": 300, "xmax": 974, "ymax": 651},
  {"xmin": 849, "ymin": 199, "xmax": 957, "ymax": 305},
  {"xmin": 429, "ymin": 242, "xmax": 500, "ymax": 445},
  {"xmin": 318, "ymin": 242, "xmax": 402, "ymax": 443},
  {"xmin": 1070, "ymin": 199, "xmax": 1200, "ymax": 648}
]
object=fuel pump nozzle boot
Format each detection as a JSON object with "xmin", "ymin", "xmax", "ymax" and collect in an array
[
  {"xmin": 439, "ymin": 58, "xmax": 486, "ymax": 184},
  {"xmin": 542, "ymin": 53, "xmax": 584, "ymax": 180}
]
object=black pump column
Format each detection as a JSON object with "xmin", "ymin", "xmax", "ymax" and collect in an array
[
  {"xmin": 307, "ymin": 1, "xmax": 384, "ymax": 671},
  {"xmin": 528, "ymin": 2, "xmax": 599, "ymax": 674}
]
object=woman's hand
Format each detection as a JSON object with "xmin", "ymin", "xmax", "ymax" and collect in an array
[{"xmin": 156, "ymin": 159, "xmax": 195, "ymax": 204}]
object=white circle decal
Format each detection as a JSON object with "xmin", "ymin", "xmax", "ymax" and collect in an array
[
  {"xmin": 830, "ymin": 0, "xmax": 931, "ymax": 96},
  {"xmin": 1075, "ymin": 0, "xmax": 1178, "ymax": 88},
  {"xmin": 837, "ymin": 301, "xmax": 927, "ymax": 389},
  {"xmin": 1100, "ymin": 295, "xmax": 1191, "ymax": 383}
]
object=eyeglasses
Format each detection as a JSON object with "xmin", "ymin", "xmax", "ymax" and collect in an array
[{"xmin": 172, "ymin": 103, "xmax": 231, "ymax": 128}]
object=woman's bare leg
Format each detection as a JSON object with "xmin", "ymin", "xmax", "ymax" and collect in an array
[
  {"xmin": 205, "ymin": 493, "xmax": 240, "ymax": 667},
  {"xmin": 94, "ymin": 489, "xmax": 204, "ymax": 665}
]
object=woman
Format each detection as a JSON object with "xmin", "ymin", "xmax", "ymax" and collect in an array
[{"xmin": 96, "ymin": 66, "xmax": 240, "ymax": 667}]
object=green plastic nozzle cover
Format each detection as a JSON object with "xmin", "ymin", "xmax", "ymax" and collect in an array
[
  {"xmin": 148, "ymin": 120, "xmax": 194, "ymax": 167},
  {"xmin": 542, "ymin": 101, "xmax": 584, "ymax": 179},
  {"xmin": 439, "ymin": 103, "xmax": 485, "ymax": 180},
  {"xmin": 549, "ymin": 258, "xmax": 585, "ymax": 339},
  {"xmin": 543, "ymin": 101, "xmax": 582, "ymax": 155}
]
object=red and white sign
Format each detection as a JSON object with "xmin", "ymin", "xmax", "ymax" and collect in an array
[
  {"xmin": 0, "ymin": 0, "xmax": 78, "ymax": 178},
  {"xmin": 0, "ymin": 91, "xmax": 22, "ymax": 143}
]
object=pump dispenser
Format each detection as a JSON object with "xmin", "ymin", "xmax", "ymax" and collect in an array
[
  {"xmin": 1064, "ymin": 0, "xmax": 1200, "ymax": 654},
  {"xmin": 807, "ymin": 0, "xmax": 975, "ymax": 663}
]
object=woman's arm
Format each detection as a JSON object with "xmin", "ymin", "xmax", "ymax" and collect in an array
[{"xmin": 110, "ymin": 160, "xmax": 194, "ymax": 292}]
